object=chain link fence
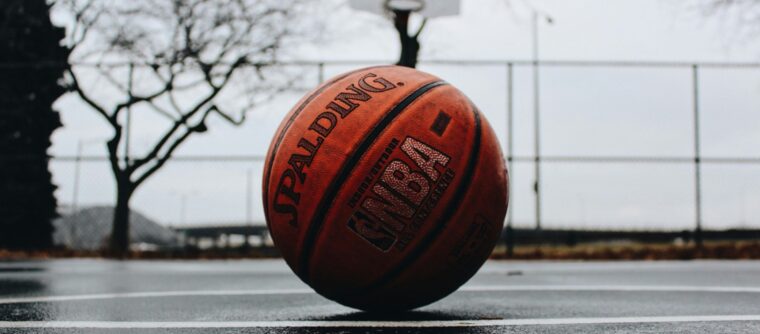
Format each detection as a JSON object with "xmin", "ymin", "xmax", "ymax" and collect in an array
[{"xmin": 7, "ymin": 59, "xmax": 760, "ymax": 251}]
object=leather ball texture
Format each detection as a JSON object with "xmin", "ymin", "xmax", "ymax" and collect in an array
[{"xmin": 263, "ymin": 65, "xmax": 509, "ymax": 311}]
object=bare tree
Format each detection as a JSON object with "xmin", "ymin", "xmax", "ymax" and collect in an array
[
  {"xmin": 694, "ymin": 0, "xmax": 760, "ymax": 42},
  {"xmin": 54, "ymin": 0, "xmax": 318, "ymax": 256},
  {"xmin": 698, "ymin": 0, "xmax": 760, "ymax": 17}
]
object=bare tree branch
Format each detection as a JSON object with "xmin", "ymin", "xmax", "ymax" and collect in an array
[
  {"xmin": 132, "ymin": 127, "xmax": 193, "ymax": 187},
  {"xmin": 144, "ymin": 101, "xmax": 178, "ymax": 122},
  {"xmin": 53, "ymin": 0, "xmax": 321, "ymax": 253},
  {"xmin": 133, "ymin": 103, "xmax": 222, "ymax": 187},
  {"xmin": 113, "ymin": 78, "xmax": 175, "ymax": 116},
  {"xmin": 65, "ymin": 68, "xmax": 115, "ymax": 125},
  {"xmin": 694, "ymin": 0, "xmax": 760, "ymax": 44}
]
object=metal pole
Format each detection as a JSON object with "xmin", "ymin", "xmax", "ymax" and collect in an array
[
  {"xmin": 245, "ymin": 169, "xmax": 253, "ymax": 248},
  {"xmin": 125, "ymin": 64, "xmax": 134, "ymax": 167},
  {"xmin": 246, "ymin": 169, "xmax": 253, "ymax": 225},
  {"xmin": 318, "ymin": 62, "xmax": 325, "ymax": 84},
  {"xmin": 506, "ymin": 62, "xmax": 515, "ymax": 257},
  {"xmin": 72, "ymin": 141, "xmax": 83, "ymax": 213},
  {"xmin": 532, "ymin": 12, "xmax": 542, "ymax": 232},
  {"xmin": 70, "ymin": 141, "xmax": 83, "ymax": 246},
  {"xmin": 180, "ymin": 194, "xmax": 187, "ymax": 226},
  {"xmin": 692, "ymin": 65, "xmax": 703, "ymax": 247}
]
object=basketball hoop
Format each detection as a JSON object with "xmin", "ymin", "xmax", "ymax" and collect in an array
[
  {"xmin": 347, "ymin": 0, "xmax": 460, "ymax": 68},
  {"xmin": 384, "ymin": 0, "xmax": 424, "ymax": 13},
  {"xmin": 349, "ymin": 0, "xmax": 460, "ymax": 18}
]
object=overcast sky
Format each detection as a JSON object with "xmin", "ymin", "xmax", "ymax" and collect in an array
[{"xmin": 50, "ymin": 0, "xmax": 760, "ymax": 230}]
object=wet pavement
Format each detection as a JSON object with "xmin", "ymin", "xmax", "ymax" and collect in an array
[{"xmin": 0, "ymin": 259, "xmax": 759, "ymax": 333}]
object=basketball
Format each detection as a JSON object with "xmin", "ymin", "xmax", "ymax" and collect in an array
[{"xmin": 262, "ymin": 65, "xmax": 509, "ymax": 311}]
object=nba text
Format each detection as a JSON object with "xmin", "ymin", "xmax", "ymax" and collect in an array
[{"xmin": 348, "ymin": 137, "xmax": 455, "ymax": 251}]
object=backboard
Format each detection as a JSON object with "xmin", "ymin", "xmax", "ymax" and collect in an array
[{"xmin": 349, "ymin": 0, "xmax": 460, "ymax": 18}]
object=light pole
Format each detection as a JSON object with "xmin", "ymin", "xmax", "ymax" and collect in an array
[
  {"xmin": 180, "ymin": 194, "xmax": 187, "ymax": 226},
  {"xmin": 71, "ymin": 138, "xmax": 106, "ymax": 213},
  {"xmin": 245, "ymin": 168, "xmax": 253, "ymax": 247},
  {"xmin": 246, "ymin": 169, "xmax": 253, "ymax": 225},
  {"xmin": 71, "ymin": 141, "xmax": 83, "ymax": 214},
  {"xmin": 70, "ymin": 138, "xmax": 106, "ymax": 248},
  {"xmin": 531, "ymin": 8, "xmax": 553, "ymax": 232},
  {"xmin": 125, "ymin": 64, "xmax": 134, "ymax": 167},
  {"xmin": 170, "ymin": 190, "xmax": 198, "ymax": 227}
]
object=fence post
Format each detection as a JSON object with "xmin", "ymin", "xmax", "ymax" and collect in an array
[
  {"xmin": 245, "ymin": 168, "xmax": 253, "ymax": 248},
  {"xmin": 533, "ymin": 61, "xmax": 542, "ymax": 233},
  {"xmin": 72, "ymin": 141, "xmax": 83, "ymax": 214},
  {"xmin": 318, "ymin": 62, "xmax": 325, "ymax": 84},
  {"xmin": 692, "ymin": 64, "xmax": 703, "ymax": 248},
  {"xmin": 506, "ymin": 62, "xmax": 515, "ymax": 257}
]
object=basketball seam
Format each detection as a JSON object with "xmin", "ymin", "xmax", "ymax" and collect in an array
[
  {"xmin": 298, "ymin": 80, "xmax": 448, "ymax": 283},
  {"xmin": 263, "ymin": 65, "xmax": 394, "ymax": 225},
  {"xmin": 359, "ymin": 98, "xmax": 483, "ymax": 297}
]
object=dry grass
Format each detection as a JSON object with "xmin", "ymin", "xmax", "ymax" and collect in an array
[
  {"xmin": 490, "ymin": 241, "xmax": 760, "ymax": 260},
  {"xmin": 2, "ymin": 241, "xmax": 760, "ymax": 261},
  {"xmin": 0, "ymin": 247, "xmax": 280, "ymax": 260}
]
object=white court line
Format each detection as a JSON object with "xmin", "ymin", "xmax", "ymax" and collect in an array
[
  {"xmin": 462, "ymin": 285, "xmax": 760, "ymax": 293},
  {"xmin": 0, "ymin": 288, "xmax": 312, "ymax": 305},
  {"xmin": 2, "ymin": 285, "xmax": 760, "ymax": 305},
  {"xmin": 1, "ymin": 315, "xmax": 760, "ymax": 328}
]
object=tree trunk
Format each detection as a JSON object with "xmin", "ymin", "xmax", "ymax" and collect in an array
[
  {"xmin": 397, "ymin": 35, "xmax": 420, "ymax": 68},
  {"xmin": 393, "ymin": 10, "xmax": 420, "ymax": 68},
  {"xmin": 109, "ymin": 177, "xmax": 133, "ymax": 257}
]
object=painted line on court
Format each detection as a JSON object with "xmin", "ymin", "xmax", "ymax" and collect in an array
[
  {"xmin": 0, "ymin": 289, "xmax": 313, "ymax": 305},
  {"xmin": 2, "ymin": 285, "xmax": 760, "ymax": 305},
  {"xmin": 462, "ymin": 285, "xmax": 760, "ymax": 293},
  {"xmin": 1, "ymin": 315, "xmax": 760, "ymax": 328}
]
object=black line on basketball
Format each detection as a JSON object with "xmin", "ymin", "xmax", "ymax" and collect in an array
[
  {"xmin": 263, "ymin": 66, "xmax": 393, "ymax": 224},
  {"xmin": 298, "ymin": 80, "xmax": 448, "ymax": 282},
  {"xmin": 361, "ymin": 99, "xmax": 483, "ymax": 295}
]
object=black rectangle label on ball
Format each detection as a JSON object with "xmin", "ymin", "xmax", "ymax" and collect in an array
[{"xmin": 430, "ymin": 111, "xmax": 451, "ymax": 136}]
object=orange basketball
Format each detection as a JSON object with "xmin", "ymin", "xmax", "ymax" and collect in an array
[{"xmin": 263, "ymin": 66, "xmax": 509, "ymax": 311}]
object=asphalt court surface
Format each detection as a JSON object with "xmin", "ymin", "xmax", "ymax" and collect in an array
[{"xmin": 1, "ymin": 259, "xmax": 759, "ymax": 333}]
